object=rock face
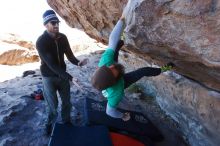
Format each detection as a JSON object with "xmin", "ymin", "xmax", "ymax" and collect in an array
[
  {"xmin": 47, "ymin": 0, "xmax": 127, "ymax": 43},
  {"xmin": 47, "ymin": 0, "xmax": 220, "ymax": 146},
  {"xmin": 124, "ymin": 0, "xmax": 220, "ymax": 92},
  {"xmin": 121, "ymin": 52, "xmax": 220, "ymax": 146},
  {"xmin": 48, "ymin": 0, "xmax": 220, "ymax": 91},
  {"xmin": 0, "ymin": 34, "xmax": 39, "ymax": 65}
]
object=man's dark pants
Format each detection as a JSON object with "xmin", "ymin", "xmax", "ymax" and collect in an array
[{"xmin": 42, "ymin": 77, "xmax": 71, "ymax": 126}]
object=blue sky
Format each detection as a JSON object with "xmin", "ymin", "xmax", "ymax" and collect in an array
[{"xmin": 0, "ymin": 0, "xmax": 72, "ymax": 42}]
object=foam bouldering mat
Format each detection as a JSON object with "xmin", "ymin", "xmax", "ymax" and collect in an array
[
  {"xmin": 48, "ymin": 123, "xmax": 113, "ymax": 146},
  {"xmin": 110, "ymin": 132, "xmax": 145, "ymax": 146},
  {"xmin": 84, "ymin": 98, "xmax": 164, "ymax": 142}
]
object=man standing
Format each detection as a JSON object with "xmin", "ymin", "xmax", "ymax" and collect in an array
[{"xmin": 36, "ymin": 10, "xmax": 87, "ymax": 135}]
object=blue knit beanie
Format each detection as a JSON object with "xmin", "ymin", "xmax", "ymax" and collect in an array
[{"xmin": 43, "ymin": 10, "xmax": 60, "ymax": 25}]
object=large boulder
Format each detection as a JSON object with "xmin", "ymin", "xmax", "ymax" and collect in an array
[
  {"xmin": 47, "ymin": 0, "xmax": 127, "ymax": 43},
  {"xmin": 0, "ymin": 33, "xmax": 39, "ymax": 65},
  {"xmin": 121, "ymin": 52, "xmax": 220, "ymax": 146},
  {"xmin": 47, "ymin": 0, "xmax": 220, "ymax": 91}
]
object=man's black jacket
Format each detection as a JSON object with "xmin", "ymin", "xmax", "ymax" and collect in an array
[{"xmin": 36, "ymin": 31, "xmax": 79, "ymax": 80}]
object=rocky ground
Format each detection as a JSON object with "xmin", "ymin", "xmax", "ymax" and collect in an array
[{"xmin": 0, "ymin": 51, "xmax": 188, "ymax": 146}]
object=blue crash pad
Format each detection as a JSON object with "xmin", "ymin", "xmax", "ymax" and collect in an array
[
  {"xmin": 49, "ymin": 123, "xmax": 113, "ymax": 146},
  {"xmin": 84, "ymin": 98, "xmax": 164, "ymax": 142}
]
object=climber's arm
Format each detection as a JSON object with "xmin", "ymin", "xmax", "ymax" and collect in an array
[{"xmin": 108, "ymin": 16, "xmax": 125, "ymax": 51}]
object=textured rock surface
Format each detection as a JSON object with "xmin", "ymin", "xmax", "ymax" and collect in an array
[
  {"xmin": 124, "ymin": 0, "xmax": 220, "ymax": 92},
  {"xmin": 48, "ymin": 0, "xmax": 220, "ymax": 91},
  {"xmin": 121, "ymin": 52, "xmax": 220, "ymax": 146},
  {"xmin": 46, "ymin": 0, "xmax": 220, "ymax": 146},
  {"xmin": 47, "ymin": 0, "xmax": 127, "ymax": 43},
  {"xmin": 0, "ymin": 34, "xmax": 39, "ymax": 65}
]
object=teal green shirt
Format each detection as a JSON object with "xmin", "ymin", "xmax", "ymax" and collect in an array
[{"xmin": 98, "ymin": 49, "xmax": 124, "ymax": 108}]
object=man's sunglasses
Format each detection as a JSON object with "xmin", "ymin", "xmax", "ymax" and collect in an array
[{"xmin": 50, "ymin": 21, "xmax": 60, "ymax": 26}]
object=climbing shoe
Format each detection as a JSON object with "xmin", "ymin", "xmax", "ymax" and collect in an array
[{"xmin": 161, "ymin": 62, "xmax": 175, "ymax": 72}]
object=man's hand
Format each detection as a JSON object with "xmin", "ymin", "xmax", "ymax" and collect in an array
[{"xmin": 78, "ymin": 58, "xmax": 88, "ymax": 66}]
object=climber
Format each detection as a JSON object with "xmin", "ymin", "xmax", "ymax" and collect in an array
[{"xmin": 91, "ymin": 3, "xmax": 174, "ymax": 121}]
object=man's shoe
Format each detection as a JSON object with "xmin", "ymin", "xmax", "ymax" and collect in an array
[{"xmin": 161, "ymin": 62, "xmax": 175, "ymax": 72}]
